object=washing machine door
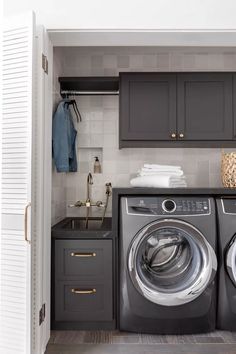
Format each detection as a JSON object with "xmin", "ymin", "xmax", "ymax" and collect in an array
[
  {"xmin": 226, "ymin": 235, "xmax": 236, "ymax": 286},
  {"xmin": 128, "ymin": 219, "xmax": 217, "ymax": 306}
]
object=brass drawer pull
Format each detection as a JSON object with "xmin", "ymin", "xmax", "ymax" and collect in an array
[
  {"xmin": 71, "ymin": 288, "xmax": 96, "ymax": 294},
  {"xmin": 70, "ymin": 252, "xmax": 96, "ymax": 257}
]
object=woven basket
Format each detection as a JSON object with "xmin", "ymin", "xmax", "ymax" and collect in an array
[{"xmin": 221, "ymin": 151, "xmax": 236, "ymax": 188}]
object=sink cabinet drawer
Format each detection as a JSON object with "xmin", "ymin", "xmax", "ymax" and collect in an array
[
  {"xmin": 55, "ymin": 240, "xmax": 112, "ymax": 279},
  {"xmin": 55, "ymin": 280, "xmax": 113, "ymax": 322}
]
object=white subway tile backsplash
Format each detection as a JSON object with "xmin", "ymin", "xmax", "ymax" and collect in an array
[
  {"xmin": 143, "ymin": 55, "xmax": 157, "ymax": 68},
  {"xmin": 103, "ymin": 120, "xmax": 117, "ymax": 134},
  {"xmin": 156, "ymin": 53, "xmax": 170, "ymax": 70},
  {"xmin": 223, "ymin": 53, "xmax": 236, "ymax": 70},
  {"xmin": 91, "ymin": 55, "xmax": 103, "ymax": 69},
  {"xmin": 52, "ymin": 47, "xmax": 233, "ymax": 220},
  {"xmin": 102, "ymin": 161, "xmax": 117, "ymax": 174},
  {"xmin": 78, "ymin": 133, "xmax": 91, "ymax": 147},
  {"xmin": 130, "ymin": 55, "xmax": 143, "ymax": 68},
  {"xmin": 195, "ymin": 54, "xmax": 209, "ymax": 70},
  {"xmin": 90, "ymin": 121, "xmax": 104, "ymax": 134},
  {"xmin": 118, "ymin": 55, "xmax": 130, "ymax": 68},
  {"xmin": 103, "ymin": 134, "xmax": 117, "ymax": 148},
  {"xmin": 182, "ymin": 54, "xmax": 196, "ymax": 70},
  {"xmin": 103, "ymin": 55, "xmax": 117, "ymax": 68},
  {"xmin": 90, "ymin": 133, "xmax": 103, "ymax": 147},
  {"xmin": 78, "ymin": 121, "xmax": 90, "ymax": 134},
  {"xmin": 78, "ymin": 161, "xmax": 90, "ymax": 173},
  {"xmin": 208, "ymin": 54, "xmax": 224, "ymax": 70}
]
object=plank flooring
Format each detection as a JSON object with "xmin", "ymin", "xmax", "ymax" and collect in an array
[{"xmin": 45, "ymin": 330, "xmax": 236, "ymax": 354}]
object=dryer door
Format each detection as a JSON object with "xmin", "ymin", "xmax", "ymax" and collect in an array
[
  {"xmin": 226, "ymin": 235, "xmax": 236, "ymax": 286},
  {"xmin": 128, "ymin": 219, "xmax": 217, "ymax": 306}
]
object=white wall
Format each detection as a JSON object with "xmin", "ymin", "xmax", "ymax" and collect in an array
[{"xmin": 3, "ymin": 0, "xmax": 236, "ymax": 30}]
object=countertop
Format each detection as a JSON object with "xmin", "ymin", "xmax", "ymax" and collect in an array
[{"xmin": 112, "ymin": 187, "xmax": 236, "ymax": 196}]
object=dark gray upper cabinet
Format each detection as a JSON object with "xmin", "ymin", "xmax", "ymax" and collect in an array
[
  {"xmin": 120, "ymin": 73, "xmax": 177, "ymax": 141},
  {"xmin": 119, "ymin": 72, "xmax": 235, "ymax": 148},
  {"xmin": 177, "ymin": 73, "xmax": 233, "ymax": 141},
  {"xmin": 233, "ymin": 74, "xmax": 236, "ymax": 139}
]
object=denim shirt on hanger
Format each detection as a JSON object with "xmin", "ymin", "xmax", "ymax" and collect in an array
[{"xmin": 52, "ymin": 100, "xmax": 77, "ymax": 172}]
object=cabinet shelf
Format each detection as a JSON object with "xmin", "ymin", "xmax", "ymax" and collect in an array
[{"xmin": 59, "ymin": 76, "xmax": 119, "ymax": 96}]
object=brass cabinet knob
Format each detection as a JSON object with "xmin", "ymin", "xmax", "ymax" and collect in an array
[
  {"xmin": 171, "ymin": 133, "xmax": 176, "ymax": 138},
  {"xmin": 179, "ymin": 133, "xmax": 184, "ymax": 138}
]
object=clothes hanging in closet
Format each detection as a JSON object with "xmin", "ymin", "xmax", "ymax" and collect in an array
[{"xmin": 52, "ymin": 99, "xmax": 77, "ymax": 172}]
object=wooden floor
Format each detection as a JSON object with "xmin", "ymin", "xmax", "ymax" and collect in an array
[{"xmin": 45, "ymin": 330, "xmax": 236, "ymax": 354}]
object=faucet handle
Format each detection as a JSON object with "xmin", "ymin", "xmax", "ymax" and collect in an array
[
  {"xmin": 105, "ymin": 182, "xmax": 112, "ymax": 195},
  {"xmin": 68, "ymin": 201, "xmax": 83, "ymax": 208},
  {"xmin": 96, "ymin": 201, "xmax": 105, "ymax": 207}
]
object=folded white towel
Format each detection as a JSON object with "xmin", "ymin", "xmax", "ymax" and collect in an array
[
  {"xmin": 139, "ymin": 169, "xmax": 184, "ymax": 177},
  {"xmin": 130, "ymin": 175, "xmax": 187, "ymax": 188},
  {"xmin": 143, "ymin": 164, "xmax": 182, "ymax": 171}
]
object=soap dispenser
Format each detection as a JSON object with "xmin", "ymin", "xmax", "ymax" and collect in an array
[{"xmin": 94, "ymin": 156, "xmax": 101, "ymax": 173}]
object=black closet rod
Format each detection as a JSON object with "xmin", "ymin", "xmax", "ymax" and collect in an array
[{"xmin": 61, "ymin": 90, "xmax": 119, "ymax": 96}]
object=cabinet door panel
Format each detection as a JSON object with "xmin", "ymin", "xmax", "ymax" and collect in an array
[
  {"xmin": 233, "ymin": 74, "xmax": 236, "ymax": 139},
  {"xmin": 120, "ymin": 73, "xmax": 176, "ymax": 141},
  {"xmin": 55, "ymin": 239, "xmax": 112, "ymax": 279},
  {"xmin": 177, "ymin": 73, "xmax": 233, "ymax": 140},
  {"xmin": 55, "ymin": 280, "xmax": 113, "ymax": 322}
]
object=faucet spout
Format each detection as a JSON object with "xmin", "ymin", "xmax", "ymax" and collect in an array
[
  {"xmin": 86, "ymin": 173, "xmax": 93, "ymax": 228},
  {"xmin": 87, "ymin": 173, "xmax": 93, "ymax": 200},
  {"xmin": 87, "ymin": 172, "xmax": 93, "ymax": 185}
]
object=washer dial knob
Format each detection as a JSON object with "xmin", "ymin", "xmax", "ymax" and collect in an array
[{"xmin": 162, "ymin": 199, "xmax": 176, "ymax": 213}]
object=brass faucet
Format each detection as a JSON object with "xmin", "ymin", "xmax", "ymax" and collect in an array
[
  {"xmin": 85, "ymin": 173, "xmax": 93, "ymax": 227},
  {"xmin": 68, "ymin": 173, "xmax": 112, "ymax": 228},
  {"xmin": 86, "ymin": 172, "xmax": 93, "ymax": 207}
]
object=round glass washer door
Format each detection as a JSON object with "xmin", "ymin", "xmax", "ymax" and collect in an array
[
  {"xmin": 226, "ymin": 235, "xmax": 236, "ymax": 286},
  {"xmin": 128, "ymin": 219, "xmax": 217, "ymax": 306}
]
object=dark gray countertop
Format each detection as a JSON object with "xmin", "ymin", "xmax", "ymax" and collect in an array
[{"xmin": 112, "ymin": 187, "xmax": 236, "ymax": 196}]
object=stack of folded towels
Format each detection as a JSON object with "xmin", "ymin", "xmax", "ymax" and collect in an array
[{"xmin": 130, "ymin": 164, "xmax": 187, "ymax": 188}]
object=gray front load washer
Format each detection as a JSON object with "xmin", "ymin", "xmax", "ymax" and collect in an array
[
  {"xmin": 119, "ymin": 196, "xmax": 217, "ymax": 334},
  {"xmin": 216, "ymin": 198, "xmax": 236, "ymax": 330}
]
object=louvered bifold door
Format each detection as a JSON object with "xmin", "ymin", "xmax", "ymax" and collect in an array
[{"xmin": 1, "ymin": 13, "xmax": 35, "ymax": 354}]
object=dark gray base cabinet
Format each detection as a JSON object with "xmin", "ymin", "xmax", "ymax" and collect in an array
[
  {"xmin": 52, "ymin": 239, "xmax": 114, "ymax": 330},
  {"xmin": 119, "ymin": 72, "xmax": 236, "ymax": 148}
]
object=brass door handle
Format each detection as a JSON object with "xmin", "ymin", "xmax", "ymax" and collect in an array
[
  {"xmin": 70, "ymin": 252, "xmax": 96, "ymax": 257},
  {"xmin": 179, "ymin": 133, "xmax": 184, "ymax": 138},
  {"xmin": 71, "ymin": 288, "xmax": 96, "ymax": 294},
  {"xmin": 171, "ymin": 133, "xmax": 176, "ymax": 139},
  {"xmin": 24, "ymin": 202, "xmax": 31, "ymax": 244}
]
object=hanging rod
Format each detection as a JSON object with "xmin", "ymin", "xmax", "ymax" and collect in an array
[{"xmin": 61, "ymin": 90, "xmax": 119, "ymax": 96}]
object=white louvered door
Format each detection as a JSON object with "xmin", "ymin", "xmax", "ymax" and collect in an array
[{"xmin": 1, "ymin": 12, "xmax": 35, "ymax": 354}]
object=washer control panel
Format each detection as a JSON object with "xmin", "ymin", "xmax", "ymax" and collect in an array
[
  {"xmin": 222, "ymin": 199, "xmax": 236, "ymax": 214},
  {"xmin": 126, "ymin": 197, "xmax": 210, "ymax": 215}
]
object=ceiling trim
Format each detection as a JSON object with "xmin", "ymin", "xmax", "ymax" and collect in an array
[{"xmin": 48, "ymin": 30, "xmax": 236, "ymax": 47}]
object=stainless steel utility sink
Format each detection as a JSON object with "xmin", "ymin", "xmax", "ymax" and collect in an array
[
  {"xmin": 52, "ymin": 217, "xmax": 112, "ymax": 238},
  {"xmin": 62, "ymin": 217, "xmax": 111, "ymax": 231}
]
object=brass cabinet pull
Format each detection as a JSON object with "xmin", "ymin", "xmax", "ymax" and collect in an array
[
  {"xmin": 71, "ymin": 288, "xmax": 96, "ymax": 294},
  {"xmin": 24, "ymin": 202, "xmax": 31, "ymax": 244},
  {"xmin": 70, "ymin": 252, "xmax": 96, "ymax": 257},
  {"xmin": 171, "ymin": 133, "xmax": 176, "ymax": 138},
  {"xmin": 179, "ymin": 133, "xmax": 184, "ymax": 138}
]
